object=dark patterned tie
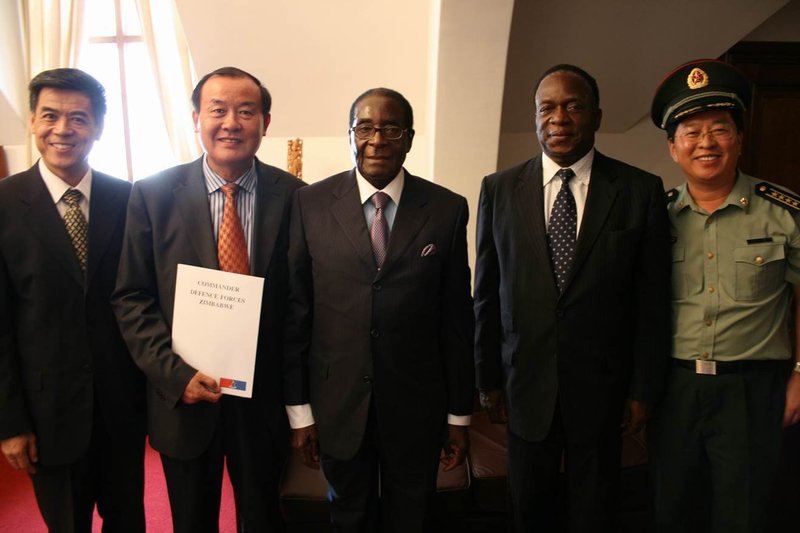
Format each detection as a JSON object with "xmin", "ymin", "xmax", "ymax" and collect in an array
[
  {"xmin": 218, "ymin": 183, "xmax": 250, "ymax": 274},
  {"xmin": 370, "ymin": 192, "xmax": 390, "ymax": 269},
  {"xmin": 62, "ymin": 189, "xmax": 88, "ymax": 272},
  {"xmin": 547, "ymin": 168, "xmax": 577, "ymax": 292}
]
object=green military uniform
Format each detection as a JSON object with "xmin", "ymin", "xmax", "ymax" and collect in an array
[
  {"xmin": 648, "ymin": 57, "xmax": 800, "ymax": 533},
  {"xmin": 669, "ymin": 173, "xmax": 800, "ymax": 361},
  {"xmin": 649, "ymin": 172, "xmax": 799, "ymax": 532}
]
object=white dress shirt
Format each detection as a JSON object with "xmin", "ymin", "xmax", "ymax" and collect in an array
[
  {"xmin": 541, "ymin": 149, "xmax": 594, "ymax": 236},
  {"xmin": 39, "ymin": 159, "xmax": 92, "ymax": 221}
]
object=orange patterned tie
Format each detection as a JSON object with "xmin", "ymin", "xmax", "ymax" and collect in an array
[{"xmin": 218, "ymin": 183, "xmax": 250, "ymax": 274}]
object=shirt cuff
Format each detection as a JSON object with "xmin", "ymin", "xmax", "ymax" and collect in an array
[
  {"xmin": 285, "ymin": 404, "xmax": 315, "ymax": 429},
  {"xmin": 448, "ymin": 413, "xmax": 471, "ymax": 426}
]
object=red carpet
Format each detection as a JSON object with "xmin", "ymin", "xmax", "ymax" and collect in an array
[{"xmin": 0, "ymin": 441, "xmax": 236, "ymax": 532}]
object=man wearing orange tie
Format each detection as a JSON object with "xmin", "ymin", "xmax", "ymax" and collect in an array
[{"xmin": 113, "ymin": 67, "xmax": 303, "ymax": 533}]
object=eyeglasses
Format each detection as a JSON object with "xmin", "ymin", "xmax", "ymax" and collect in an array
[
  {"xmin": 350, "ymin": 124, "xmax": 407, "ymax": 140},
  {"xmin": 678, "ymin": 126, "xmax": 736, "ymax": 143}
]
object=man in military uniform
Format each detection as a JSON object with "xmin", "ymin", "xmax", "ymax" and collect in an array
[{"xmin": 649, "ymin": 59, "xmax": 800, "ymax": 533}]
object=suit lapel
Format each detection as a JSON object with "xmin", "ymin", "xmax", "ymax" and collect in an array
[
  {"xmin": 251, "ymin": 162, "xmax": 284, "ymax": 275},
  {"xmin": 174, "ymin": 159, "xmax": 217, "ymax": 269},
  {"xmin": 20, "ymin": 167, "xmax": 86, "ymax": 287},
  {"xmin": 514, "ymin": 158, "xmax": 559, "ymax": 295},
  {"xmin": 330, "ymin": 171, "xmax": 376, "ymax": 275},
  {"xmin": 85, "ymin": 172, "xmax": 124, "ymax": 285},
  {"xmin": 567, "ymin": 152, "xmax": 618, "ymax": 287},
  {"xmin": 378, "ymin": 173, "xmax": 430, "ymax": 280}
]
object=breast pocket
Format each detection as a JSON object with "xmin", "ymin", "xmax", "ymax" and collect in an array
[
  {"xmin": 671, "ymin": 245, "xmax": 689, "ymax": 300},
  {"xmin": 734, "ymin": 241, "xmax": 786, "ymax": 301}
]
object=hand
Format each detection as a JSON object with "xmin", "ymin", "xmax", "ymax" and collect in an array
[
  {"xmin": 441, "ymin": 424, "xmax": 469, "ymax": 472},
  {"xmin": 479, "ymin": 389, "xmax": 508, "ymax": 424},
  {"xmin": 181, "ymin": 371, "xmax": 222, "ymax": 404},
  {"xmin": 783, "ymin": 371, "xmax": 800, "ymax": 427},
  {"xmin": 1, "ymin": 433, "xmax": 38, "ymax": 474},
  {"xmin": 621, "ymin": 399, "xmax": 649, "ymax": 437},
  {"xmin": 292, "ymin": 425, "xmax": 320, "ymax": 470}
]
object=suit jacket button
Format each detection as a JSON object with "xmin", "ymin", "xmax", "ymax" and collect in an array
[
  {"xmin": 556, "ymin": 310, "xmax": 564, "ymax": 318},
  {"xmin": 370, "ymin": 329, "xmax": 379, "ymax": 338},
  {"xmin": 372, "ymin": 283, "xmax": 382, "ymax": 291},
  {"xmin": 363, "ymin": 375, "xmax": 372, "ymax": 384}
]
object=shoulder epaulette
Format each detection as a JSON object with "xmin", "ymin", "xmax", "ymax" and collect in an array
[
  {"xmin": 754, "ymin": 182, "xmax": 800, "ymax": 215},
  {"xmin": 665, "ymin": 188, "xmax": 678, "ymax": 204}
]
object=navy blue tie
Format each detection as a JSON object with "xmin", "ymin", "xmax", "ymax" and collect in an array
[{"xmin": 547, "ymin": 168, "xmax": 577, "ymax": 292}]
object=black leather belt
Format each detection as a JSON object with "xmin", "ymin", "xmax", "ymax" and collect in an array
[{"xmin": 672, "ymin": 358, "xmax": 784, "ymax": 375}]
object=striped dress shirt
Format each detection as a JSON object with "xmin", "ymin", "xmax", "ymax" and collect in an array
[{"xmin": 202, "ymin": 155, "xmax": 257, "ymax": 263}]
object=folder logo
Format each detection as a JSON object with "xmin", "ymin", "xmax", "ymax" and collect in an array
[{"xmin": 219, "ymin": 378, "xmax": 247, "ymax": 391}]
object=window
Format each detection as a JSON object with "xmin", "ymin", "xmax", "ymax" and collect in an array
[{"xmin": 78, "ymin": 0, "xmax": 180, "ymax": 181}]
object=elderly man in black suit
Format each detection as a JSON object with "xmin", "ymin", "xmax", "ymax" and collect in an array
[
  {"xmin": 0, "ymin": 68, "xmax": 146, "ymax": 532},
  {"xmin": 113, "ymin": 67, "xmax": 303, "ymax": 533},
  {"xmin": 284, "ymin": 87, "xmax": 475, "ymax": 532},
  {"xmin": 474, "ymin": 64, "xmax": 671, "ymax": 532}
]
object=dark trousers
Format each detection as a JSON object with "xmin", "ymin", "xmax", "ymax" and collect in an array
[
  {"xmin": 320, "ymin": 401, "xmax": 441, "ymax": 533},
  {"xmin": 30, "ymin": 404, "xmax": 145, "ymax": 533},
  {"xmin": 160, "ymin": 395, "xmax": 289, "ymax": 533},
  {"xmin": 649, "ymin": 361, "xmax": 785, "ymax": 533},
  {"xmin": 507, "ymin": 401, "xmax": 621, "ymax": 533}
]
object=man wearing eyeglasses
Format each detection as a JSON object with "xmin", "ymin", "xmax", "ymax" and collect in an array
[
  {"xmin": 283, "ymin": 87, "xmax": 475, "ymax": 532},
  {"xmin": 648, "ymin": 59, "xmax": 800, "ymax": 532}
]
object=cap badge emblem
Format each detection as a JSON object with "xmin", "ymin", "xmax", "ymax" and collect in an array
[{"xmin": 687, "ymin": 67, "xmax": 709, "ymax": 90}]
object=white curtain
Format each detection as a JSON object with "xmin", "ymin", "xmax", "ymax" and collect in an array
[
  {"xmin": 0, "ymin": 2, "xmax": 28, "ymax": 147},
  {"xmin": 18, "ymin": 0, "xmax": 86, "ymax": 165},
  {"xmin": 136, "ymin": 0, "xmax": 201, "ymax": 162},
  {"xmin": 19, "ymin": 0, "xmax": 85, "ymax": 76}
]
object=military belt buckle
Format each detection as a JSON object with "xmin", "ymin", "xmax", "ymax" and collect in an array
[{"xmin": 695, "ymin": 359, "xmax": 717, "ymax": 375}]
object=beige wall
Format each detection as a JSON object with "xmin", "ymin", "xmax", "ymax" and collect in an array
[{"xmin": 176, "ymin": 0, "xmax": 434, "ymax": 182}]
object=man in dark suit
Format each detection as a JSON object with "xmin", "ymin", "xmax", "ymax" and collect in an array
[
  {"xmin": 113, "ymin": 67, "xmax": 303, "ymax": 533},
  {"xmin": 473, "ymin": 64, "xmax": 671, "ymax": 532},
  {"xmin": 284, "ymin": 88, "xmax": 475, "ymax": 532},
  {"xmin": 0, "ymin": 68, "xmax": 146, "ymax": 532}
]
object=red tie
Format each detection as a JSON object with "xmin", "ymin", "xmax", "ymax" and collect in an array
[{"xmin": 218, "ymin": 183, "xmax": 250, "ymax": 274}]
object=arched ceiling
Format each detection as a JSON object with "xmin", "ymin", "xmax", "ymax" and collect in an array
[
  {"xmin": 500, "ymin": 0, "xmax": 789, "ymax": 135},
  {"xmin": 176, "ymin": 0, "xmax": 433, "ymax": 137}
]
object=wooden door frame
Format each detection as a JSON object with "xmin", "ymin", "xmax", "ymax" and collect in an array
[{"xmin": 722, "ymin": 42, "xmax": 800, "ymax": 185}]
